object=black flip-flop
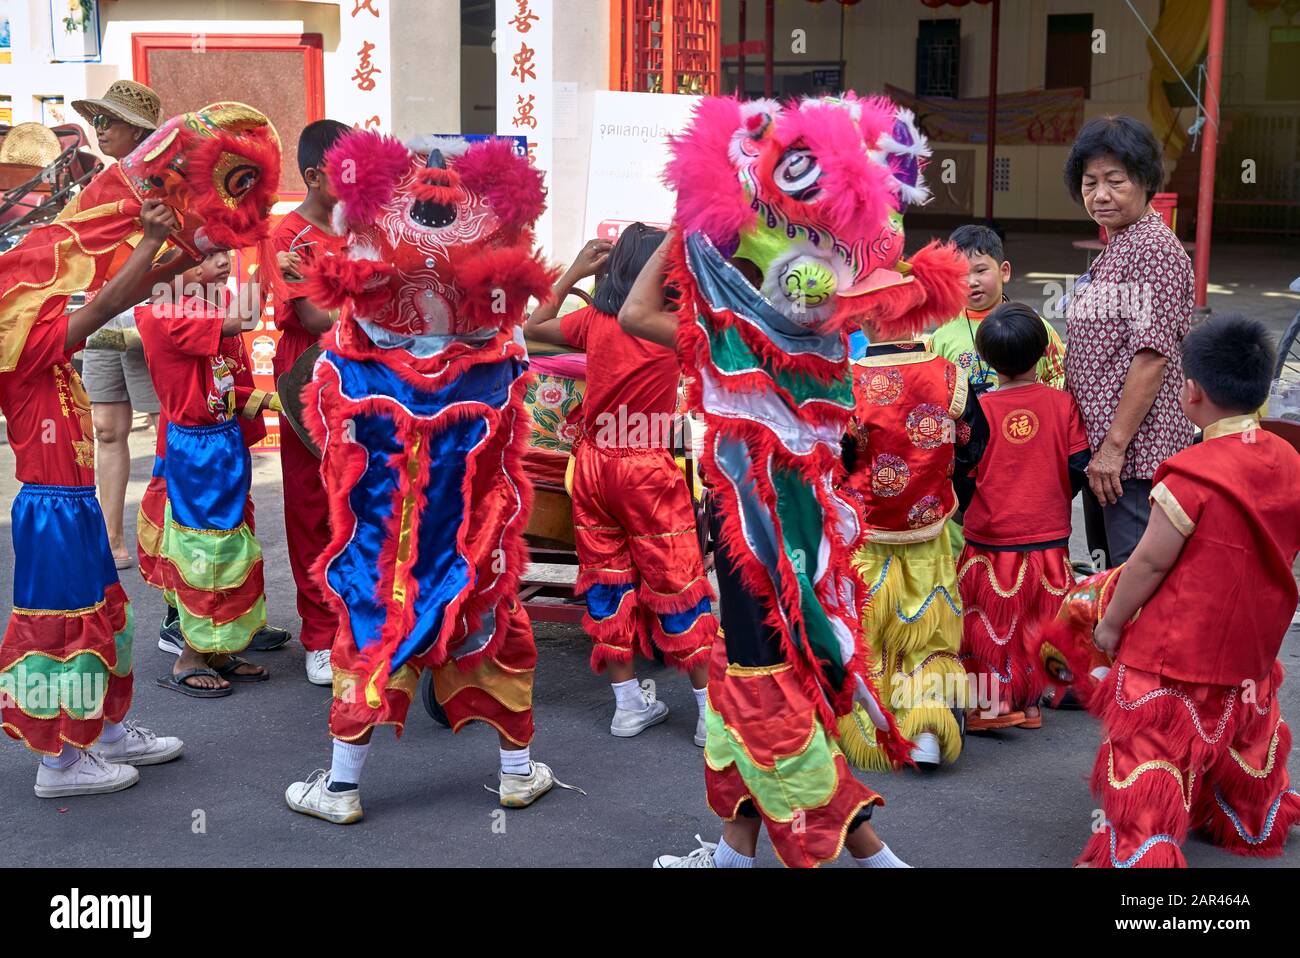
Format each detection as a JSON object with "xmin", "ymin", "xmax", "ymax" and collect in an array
[
  {"xmin": 210, "ymin": 654, "xmax": 270, "ymax": 683},
  {"xmin": 157, "ymin": 668, "xmax": 232, "ymax": 698}
]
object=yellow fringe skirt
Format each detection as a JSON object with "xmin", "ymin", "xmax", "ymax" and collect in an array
[{"xmin": 839, "ymin": 534, "xmax": 966, "ymax": 771}]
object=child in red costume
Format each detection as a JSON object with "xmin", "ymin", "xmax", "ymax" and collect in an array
[
  {"xmin": 1080, "ymin": 315, "xmax": 1300, "ymax": 867},
  {"xmin": 524, "ymin": 224, "xmax": 716, "ymax": 746},
  {"xmin": 0, "ymin": 201, "xmax": 187, "ymax": 797},
  {"xmin": 135, "ymin": 250, "xmax": 277, "ymax": 696},
  {"xmin": 265, "ymin": 119, "xmax": 349, "ymax": 684},
  {"xmin": 954, "ymin": 303, "xmax": 1090, "ymax": 731}
]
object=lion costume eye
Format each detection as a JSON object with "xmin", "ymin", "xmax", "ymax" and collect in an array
[
  {"xmin": 212, "ymin": 152, "xmax": 261, "ymax": 208},
  {"xmin": 774, "ymin": 147, "xmax": 821, "ymax": 199}
]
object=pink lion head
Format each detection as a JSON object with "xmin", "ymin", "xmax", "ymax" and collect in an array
[
  {"xmin": 666, "ymin": 93, "xmax": 967, "ymax": 338},
  {"xmin": 306, "ymin": 131, "xmax": 555, "ymax": 337}
]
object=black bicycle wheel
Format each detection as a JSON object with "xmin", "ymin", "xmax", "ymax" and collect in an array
[{"xmin": 1275, "ymin": 309, "xmax": 1300, "ymax": 384}]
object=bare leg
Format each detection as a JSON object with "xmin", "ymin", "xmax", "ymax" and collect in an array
[
  {"xmin": 607, "ymin": 659, "xmax": 636, "ymax": 684},
  {"xmin": 845, "ymin": 821, "xmax": 886, "ymax": 858},
  {"xmin": 721, "ymin": 816, "xmax": 762, "ymax": 857},
  {"xmin": 688, "ymin": 662, "xmax": 709, "ymax": 690},
  {"xmin": 92, "ymin": 401, "xmax": 134, "ymax": 560}
]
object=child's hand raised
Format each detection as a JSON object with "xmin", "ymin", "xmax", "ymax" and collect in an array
[
  {"xmin": 277, "ymin": 249, "xmax": 305, "ymax": 281},
  {"xmin": 571, "ymin": 238, "xmax": 613, "ymax": 278}
]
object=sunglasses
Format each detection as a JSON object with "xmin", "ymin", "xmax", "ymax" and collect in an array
[{"xmin": 90, "ymin": 113, "xmax": 116, "ymax": 133}]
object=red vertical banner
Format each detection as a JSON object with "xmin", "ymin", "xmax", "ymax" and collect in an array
[{"xmin": 231, "ymin": 245, "xmax": 283, "ymax": 453}]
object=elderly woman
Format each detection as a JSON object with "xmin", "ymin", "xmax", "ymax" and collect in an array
[
  {"xmin": 1063, "ymin": 115, "xmax": 1195, "ymax": 567},
  {"xmin": 71, "ymin": 80, "xmax": 163, "ymax": 569}
]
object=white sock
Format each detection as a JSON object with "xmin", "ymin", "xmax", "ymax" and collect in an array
[
  {"xmin": 612, "ymin": 678, "xmax": 646, "ymax": 711},
  {"xmin": 100, "ymin": 720, "xmax": 127, "ymax": 744},
  {"xmin": 500, "ymin": 746, "xmax": 531, "ymax": 776},
  {"xmin": 328, "ymin": 739, "xmax": 369, "ymax": 788},
  {"xmin": 41, "ymin": 747, "xmax": 82, "ymax": 770},
  {"xmin": 713, "ymin": 836, "xmax": 755, "ymax": 868},
  {"xmin": 692, "ymin": 686, "xmax": 708, "ymax": 718},
  {"xmin": 855, "ymin": 843, "xmax": 910, "ymax": 868}
]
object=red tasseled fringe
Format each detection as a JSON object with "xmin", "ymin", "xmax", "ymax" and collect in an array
[
  {"xmin": 1077, "ymin": 826, "xmax": 1187, "ymax": 868},
  {"xmin": 182, "ymin": 127, "xmax": 282, "ymax": 250},
  {"xmin": 453, "ymin": 137, "xmax": 548, "ymax": 239},
  {"xmin": 636, "ymin": 574, "xmax": 715, "ymax": 615},
  {"xmin": 446, "ymin": 243, "xmax": 559, "ymax": 336},
  {"xmin": 1089, "ymin": 736, "xmax": 1197, "ymax": 840},
  {"xmin": 328, "ymin": 315, "xmax": 528, "ymax": 390},
  {"xmin": 574, "ymin": 567, "xmax": 639, "ymax": 595},
  {"xmin": 302, "ymin": 254, "xmax": 396, "ymax": 315},
  {"xmin": 324, "ymin": 130, "xmax": 411, "ymax": 228}
]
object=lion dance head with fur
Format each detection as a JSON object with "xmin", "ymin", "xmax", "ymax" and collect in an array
[
  {"xmin": 665, "ymin": 92, "xmax": 967, "ymax": 338},
  {"xmin": 304, "ymin": 131, "xmax": 554, "ymax": 338}
]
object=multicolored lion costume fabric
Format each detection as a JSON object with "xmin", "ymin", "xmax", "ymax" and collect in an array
[
  {"xmin": 301, "ymin": 131, "xmax": 555, "ymax": 744},
  {"xmin": 0, "ymin": 102, "xmax": 278, "ymax": 755},
  {"xmin": 665, "ymin": 93, "xmax": 968, "ymax": 866}
]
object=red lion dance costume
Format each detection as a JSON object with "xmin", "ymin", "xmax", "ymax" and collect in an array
[
  {"xmin": 0, "ymin": 103, "xmax": 279, "ymax": 757},
  {"xmin": 662, "ymin": 93, "xmax": 967, "ymax": 866},
  {"xmin": 299, "ymin": 131, "xmax": 556, "ymax": 759}
]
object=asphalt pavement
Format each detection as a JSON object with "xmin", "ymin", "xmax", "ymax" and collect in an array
[{"xmin": 1, "ymin": 430, "xmax": 1297, "ymax": 868}]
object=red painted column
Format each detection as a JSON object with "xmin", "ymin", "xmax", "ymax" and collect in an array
[
  {"xmin": 1193, "ymin": 0, "xmax": 1227, "ymax": 311},
  {"xmin": 738, "ymin": 0, "xmax": 747, "ymax": 96}
]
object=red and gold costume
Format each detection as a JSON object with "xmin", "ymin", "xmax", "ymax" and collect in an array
[
  {"xmin": 0, "ymin": 102, "xmax": 278, "ymax": 751},
  {"xmin": 957, "ymin": 382, "xmax": 1089, "ymax": 716},
  {"xmin": 560, "ymin": 304, "xmax": 715, "ymax": 673},
  {"xmin": 839, "ymin": 343, "xmax": 969, "ymax": 769},
  {"xmin": 664, "ymin": 92, "xmax": 968, "ymax": 864},
  {"xmin": 265, "ymin": 211, "xmax": 347, "ymax": 653},
  {"xmin": 1075, "ymin": 417, "xmax": 1300, "ymax": 866},
  {"xmin": 298, "ymin": 131, "xmax": 555, "ymax": 745}
]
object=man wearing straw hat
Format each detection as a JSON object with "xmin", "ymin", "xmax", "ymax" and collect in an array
[{"xmin": 71, "ymin": 81, "xmax": 164, "ymax": 575}]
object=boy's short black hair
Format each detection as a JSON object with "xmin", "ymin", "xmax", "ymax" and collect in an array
[
  {"xmin": 975, "ymin": 302, "xmax": 1048, "ymax": 378},
  {"xmin": 1063, "ymin": 115, "xmax": 1165, "ymax": 205},
  {"xmin": 949, "ymin": 224, "xmax": 1004, "ymax": 263},
  {"xmin": 1180, "ymin": 314, "xmax": 1275, "ymax": 413},
  {"xmin": 297, "ymin": 119, "xmax": 351, "ymax": 177},
  {"xmin": 592, "ymin": 222, "xmax": 666, "ymax": 317}
]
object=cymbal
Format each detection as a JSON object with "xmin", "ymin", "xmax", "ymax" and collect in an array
[{"xmin": 275, "ymin": 341, "xmax": 322, "ymax": 458}]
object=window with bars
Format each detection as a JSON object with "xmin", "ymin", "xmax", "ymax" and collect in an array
[
  {"xmin": 916, "ymin": 19, "xmax": 960, "ymax": 98},
  {"xmin": 612, "ymin": 0, "xmax": 720, "ymax": 95}
]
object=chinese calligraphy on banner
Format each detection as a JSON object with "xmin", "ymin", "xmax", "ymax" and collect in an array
[
  {"xmin": 496, "ymin": 0, "xmax": 552, "ymax": 256},
  {"xmin": 333, "ymin": 0, "xmax": 391, "ymax": 131}
]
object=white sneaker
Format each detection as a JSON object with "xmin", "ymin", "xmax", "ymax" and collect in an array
[
  {"xmin": 34, "ymin": 751, "xmax": 140, "ymax": 798},
  {"xmin": 90, "ymin": 720, "xmax": 183, "ymax": 766},
  {"xmin": 653, "ymin": 834, "xmax": 718, "ymax": 868},
  {"xmin": 910, "ymin": 731, "xmax": 942, "ymax": 768},
  {"xmin": 498, "ymin": 760, "xmax": 556, "ymax": 808},
  {"xmin": 610, "ymin": 681, "xmax": 669, "ymax": 738},
  {"xmin": 285, "ymin": 768, "xmax": 363, "ymax": 824},
  {"xmin": 694, "ymin": 711, "xmax": 707, "ymax": 748},
  {"xmin": 305, "ymin": 649, "xmax": 332, "ymax": 686}
]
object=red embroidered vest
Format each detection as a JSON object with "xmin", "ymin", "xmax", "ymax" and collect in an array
[{"xmin": 845, "ymin": 346, "xmax": 966, "ymax": 543}]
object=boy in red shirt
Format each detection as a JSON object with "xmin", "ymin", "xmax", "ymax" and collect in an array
[
  {"xmin": 265, "ymin": 119, "xmax": 349, "ymax": 685},
  {"xmin": 136, "ymin": 251, "xmax": 276, "ymax": 696},
  {"xmin": 524, "ymin": 224, "xmax": 716, "ymax": 746},
  {"xmin": 955, "ymin": 303, "xmax": 1090, "ymax": 731},
  {"xmin": 1080, "ymin": 315, "xmax": 1300, "ymax": 867}
]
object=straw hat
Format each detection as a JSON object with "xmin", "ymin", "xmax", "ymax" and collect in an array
[
  {"xmin": 71, "ymin": 80, "xmax": 161, "ymax": 131},
  {"xmin": 0, "ymin": 122, "xmax": 63, "ymax": 167}
]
